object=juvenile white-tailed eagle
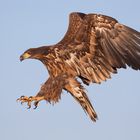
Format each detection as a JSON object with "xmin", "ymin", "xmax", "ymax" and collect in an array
[{"xmin": 17, "ymin": 12, "xmax": 140, "ymax": 122}]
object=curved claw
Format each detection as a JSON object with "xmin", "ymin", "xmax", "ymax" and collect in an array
[
  {"xmin": 27, "ymin": 100, "xmax": 32, "ymax": 109},
  {"xmin": 16, "ymin": 95, "xmax": 24, "ymax": 102},
  {"xmin": 33, "ymin": 106, "xmax": 37, "ymax": 110},
  {"xmin": 27, "ymin": 105, "xmax": 31, "ymax": 109},
  {"xmin": 17, "ymin": 95, "xmax": 44, "ymax": 109},
  {"xmin": 29, "ymin": 96, "xmax": 33, "ymax": 99},
  {"xmin": 20, "ymin": 95, "xmax": 25, "ymax": 98},
  {"xmin": 33, "ymin": 101, "xmax": 39, "ymax": 109}
]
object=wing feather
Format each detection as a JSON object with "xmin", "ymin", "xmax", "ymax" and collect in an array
[
  {"xmin": 60, "ymin": 13, "xmax": 140, "ymax": 84},
  {"xmin": 58, "ymin": 12, "xmax": 86, "ymax": 45},
  {"xmin": 96, "ymin": 22, "xmax": 140, "ymax": 69}
]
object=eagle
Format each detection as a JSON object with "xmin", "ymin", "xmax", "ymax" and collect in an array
[{"xmin": 17, "ymin": 12, "xmax": 140, "ymax": 122}]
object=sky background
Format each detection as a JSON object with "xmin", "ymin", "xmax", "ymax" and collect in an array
[{"xmin": 1, "ymin": 0, "xmax": 140, "ymax": 140}]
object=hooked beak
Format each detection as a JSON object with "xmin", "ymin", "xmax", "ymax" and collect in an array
[{"xmin": 20, "ymin": 53, "xmax": 31, "ymax": 61}]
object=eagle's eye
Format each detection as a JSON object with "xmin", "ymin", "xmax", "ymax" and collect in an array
[{"xmin": 26, "ymin": 51, "xmax": 32, "ymax": 55}]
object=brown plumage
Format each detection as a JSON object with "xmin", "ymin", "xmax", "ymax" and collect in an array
[{"xmin": 17, "ymin": 12, "xmax": 140, "ymax": 122}]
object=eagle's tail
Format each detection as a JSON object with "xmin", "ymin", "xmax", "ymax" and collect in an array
[{"xmin": 65, "ymin": 78, "xmax": 98, "ymax": 122}]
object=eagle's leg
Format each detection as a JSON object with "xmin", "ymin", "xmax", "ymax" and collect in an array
[
  {"xmin": 17, "ymin": 95, "xmax": 44, "ymax": 109},
  {"xmin": 17, "ymin": 75, "xmax": 66, "ymax": 108}
]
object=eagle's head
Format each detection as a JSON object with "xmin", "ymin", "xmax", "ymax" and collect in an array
[{"xmin": 20, "ymin": 46, "xmax": 50, "ymax": 61}]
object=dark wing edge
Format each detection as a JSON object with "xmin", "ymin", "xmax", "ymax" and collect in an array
[{"xmin": 95, "ymin": 18, "xmax": 140, "ymax": 70}]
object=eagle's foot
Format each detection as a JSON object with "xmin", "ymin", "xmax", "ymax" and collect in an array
[{"xmin": 17, "ymin": 95, "xmax": 44, "ymax": 109}]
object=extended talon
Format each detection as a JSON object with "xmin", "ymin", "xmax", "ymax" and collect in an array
[
  {"xmin": 27, "ymin": 100, "xmax": 32, "ymax": 109},
  {"xmin": 17, "ymin": 96, "xmax": 29, "ymax": 102},
  {"xmin": 17, "ymin": 95, "xmax": 33, "ymax": 108},
  {"xmin": 33, "ymin": 101, "xmax": 39, "ymax": 109},
  {"xmin": 29, "ymin": 96, "xmax": 33, "ymax": 99},
  {"xmin": 21, "ymin": 100, "xmax": 26, "ymax": 105},
  {"xmin": 17, "ymin": 95, "xmax": 44, "ymax": 109},
  {"xmin": 16, "ymin": 95, "xmax": 24, "ymax": 102}
]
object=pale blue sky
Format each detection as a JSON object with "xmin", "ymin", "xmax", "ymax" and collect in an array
[{"xmin": 0, "ymin": 0, "xmax": 140, "ymax": 140}]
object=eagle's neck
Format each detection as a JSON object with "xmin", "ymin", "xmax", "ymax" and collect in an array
[{"xmin": 39, "ymin": 45, "xmax": 72, "ymax": 77}]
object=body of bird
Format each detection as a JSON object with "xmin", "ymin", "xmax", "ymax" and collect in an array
[{"xmin": 17, "ymin": 12, "xmax": 140, "ymax": 122}]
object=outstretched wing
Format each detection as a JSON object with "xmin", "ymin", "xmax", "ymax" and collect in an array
[
  {"xmin": 61, "ymin": 13, "xmax": 140, "ymax": 84},
  {"xmin": 58, "ymin": 12, "xmax": 86, "ymax": 45}
]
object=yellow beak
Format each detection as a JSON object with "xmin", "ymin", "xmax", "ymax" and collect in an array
[{"xmin": 20, "ymin": 53, "xmax": 31, "ymax": 61}]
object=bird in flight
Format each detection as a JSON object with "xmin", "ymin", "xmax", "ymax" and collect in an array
[{"xmin": 17, "ymin": 12, "xmax": 140, "ymax": 122}]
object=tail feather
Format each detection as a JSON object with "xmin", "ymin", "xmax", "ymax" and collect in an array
[
  {"xmin": 72, "ymin": 86, "xmax": 98, "ymax": 122},
  {"xmin": 65, "ymin": 78, "xmax": 98, "ymax": 122}
]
